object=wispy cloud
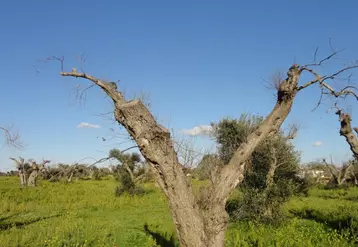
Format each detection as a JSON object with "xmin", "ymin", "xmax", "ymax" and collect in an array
[
  {"xmin": 77, "ymin": 122, "xmax": 101, "ymax": 129},
  {"xmin": 181, "ymin": 125, "xmax": 213, "ymax": 136},
  {"xmin": 312, "ymin": 141, "xmax": 322, "ymax": 147}
]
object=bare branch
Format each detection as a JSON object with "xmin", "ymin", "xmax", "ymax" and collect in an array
[
  {"xmin": 296, "ymin": 50, "xmax": 358, "ymax": 112},
  {"xmin": 263, "ymin": 71, "xmax": 284, "ymax": 91},
  {"xmin": 76, "ymin": 53, "xmax": 87, "ymax": 73},
  {"xmin": 313, "ymin": 46, "xmax": 319, "ymax": 64},
  {"xmin": 9, "ymin": 157, "xmax": 24, "ymax": 168},
  {"xmin": 320, "ymin": 80, "xmax": 358, "ymax": 100},
  {"xmin": 323, "ymin": 158, "xmax": 339, "ymax": 180},
  {"xmin": 174, "ymin": 135, "xmax": 206, "ymax": 169},
  {"xmin": 87, "ymin": 145, "xmax": 139, "ymax": 167},
  {"xmin": 61, "ymin": 70, "xmax": 126, "ymax": 104},
  {"xmin": 286, "ymin": 124, "xmax": 298, "ymax": 140},
  {"xmin": 75, "ymin": 83, "xmax": 95, "ymax": 105},
  {"xmin": 0, "ymin": 126, "xmax": 24, "ymax": 149},
  {"xmin": 298, "ymin": 62, "xmax": 358, "ymax": 92},
  {"xmin": 311, "ymin": 87, "xmax": 325, "ymax": 112},
  {"xmin": 305, "ymin": 49, "xmax": 344, "ymax": 67}
]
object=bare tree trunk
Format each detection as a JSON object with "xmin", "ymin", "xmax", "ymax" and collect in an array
[
  {"xmin": 324, "ymin": 159, "xmax": 341, "ymax": 185},
  {"xmin": 198, "ymin": 66, "xmax": 301, "ymax": 246},
  {"xmin": 265, "ymin": 127, "xmax": 296, "ymax": 191},
  {"xmin": 27, "ymin": 170, "xmax": 38, "ymax": 187},
  {"xmin": 266, "ymin": 161, "xmax": 277, "ymax": 190},
  {"xmin": 67, "ymin": 171, "xmax": 74, "ymax": 183},
  {"xmin": 61, "ymin": 72, "xmax": 208, "ymax": 246},
  {"xmin": 60, "ymin": 60, "xmax": 350, "ymax": 247},
  {"xmin": 88, "ymin": 168, "xmax": 93, "ymax": 179},
  {"xmin": 9, "ymin": 157, "xmax": 27, "ymax": 188},
  {"xmin": 19, "ymin": 169, "xmax": 27, "ymax": 187},
  {"xmin": 123, "ymin": 162, "xmax": 135, "ymax": 182},
  {"xmin": 336, "ymin": 110, "xmax": 358, "ymax": 159}
]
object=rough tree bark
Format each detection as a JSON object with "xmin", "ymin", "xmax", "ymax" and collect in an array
[
  {"xmin": 335, "ymin": 109, "xmax": 358, "ymax": 159},
  {"xmin": 59, "ymin": 52, "xmax": 358, "ymax": 247}
]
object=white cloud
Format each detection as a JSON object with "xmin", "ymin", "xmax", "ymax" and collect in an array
[
  {"xmin": 312, "ymin": 141, "xmax": 322, "ymax": 147},
  {"xmin": 77, "ymin": 122, "xmax": 101, "ymax": 129},
  {"xmin": 181, "ymin": 125, "xmax": 213, "ymax": 136}
]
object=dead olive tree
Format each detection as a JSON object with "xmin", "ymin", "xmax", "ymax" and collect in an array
[
  {"xmin": 333, "ymin": 107, "xmax": 358, "ymax": 159},
  {"xmin": 27, "ymin": 159, "xmax": 50, "ymax": 187},
  {"xmin": 9, "ymin": 157, "xmax": 27, "ymax": 187},
  {"xmin": 57, "ymin": 51, "xmax": 358, "ymax": 247},
  {"xmin": 323, "ymin": 158, "xmax": 354, "ymax": 186}
]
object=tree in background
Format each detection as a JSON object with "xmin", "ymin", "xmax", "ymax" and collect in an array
[
  {"xmin": 109, "ymin": 148, "xmax": 146, "ymax": 196},
  {"xmin": 27, "ymin": 159, "xmax": 50, "ymax": 187},
  {"xmin": 323, "ymin": 158, "xmax": 357, "ymax": 188},
  {"xmin": 9, "ymin": 157, "xmax": 50, "ymax": 187},
  {"xmin": 9, "ymin": 157, "xmax": 27, "ymax": 187},
  {"xmin": 212, "ymin": 114, "xmax": 307, "ymax": 223}
]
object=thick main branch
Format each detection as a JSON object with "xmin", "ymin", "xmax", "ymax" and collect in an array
[{"xmin": 61, "ymin": 69, "xmax": 207, "ymax": 247}]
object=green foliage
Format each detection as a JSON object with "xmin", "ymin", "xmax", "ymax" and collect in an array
[
  {"xmin": 212, "ymin": 113, "xmax": 309, "ymax": 223},
  {"xmin": 212, "ymin": 114, "xmax": 264, "ymax": 165},
  {"xmin": 110, "ymin": 148, "xmax": 146, "ymax": 196},
  {"xmin": 109, "ymin": 149, "xmax": 141, "ymax": 172},
  {"xmin": 115, "ymin": 169, "xmax": 146, "ymax": 196}
]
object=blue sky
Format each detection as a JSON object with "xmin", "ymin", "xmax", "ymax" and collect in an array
[{"xmin": 1, "ymin": 0, "xmax": 358, "ymax": 170}]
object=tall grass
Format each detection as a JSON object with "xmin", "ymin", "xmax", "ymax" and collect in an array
[{"xmin": 0, "ymin": 177, "xmax": 357, "ymax": 246}]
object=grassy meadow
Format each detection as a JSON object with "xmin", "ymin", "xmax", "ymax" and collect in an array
[{"xmin": 0, "ymin": 176, "xmax": 357, "ymax": 247}]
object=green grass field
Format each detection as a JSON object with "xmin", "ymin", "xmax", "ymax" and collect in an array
[{"xmin": 1, "ymin": 177, "xmax": 357, "ymax": 247}]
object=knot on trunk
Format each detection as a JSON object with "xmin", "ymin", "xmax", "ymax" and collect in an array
[
  {"xmin": 336, "ymin": 110, "xmax": 353, "ymax": 135},
  {"xmin": 277, "ymin": 64, "xmax": 301, "ymax": 102}
]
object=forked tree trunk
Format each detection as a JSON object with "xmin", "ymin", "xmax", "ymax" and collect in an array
[
  {"xmin": 61, "ymin": 64, "xmax": 302, "ymax": 247},
  {"xmin": 199, "ymin": 81, "xmax": 300, "ymax": 246},
  {"xmin": 324, "ymin": 159, "xmax": 353, "ymax": 186}
]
